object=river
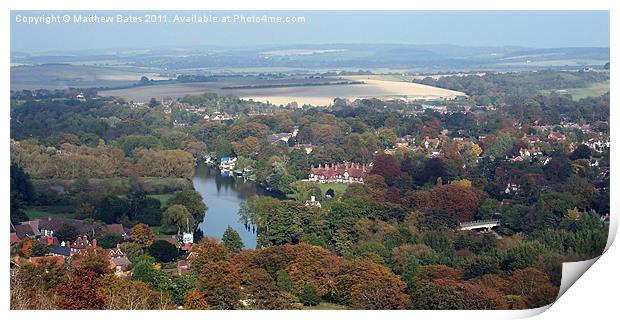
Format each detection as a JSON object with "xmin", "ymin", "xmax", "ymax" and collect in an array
[{"xmin": 193, "ymin": 164, "xmax": 262, "ymax": 249}]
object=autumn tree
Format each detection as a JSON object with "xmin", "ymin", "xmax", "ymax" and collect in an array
[
  {"xmin": 189, "ymin": 237, "xmax": 230, "ymax": 272},
  {"xmin": 247, "ymin": 267, "xmax": 288, "ymax": 309},
  {"xmin": 508, "ymin": 267, "xmax": 558, "ymax": 308},
  {"xmin": 370, "ymin": 153, "xmax": 401, "ymax": 186},
  {"xmin": 196, "ymin": 260, "xmax": 242, "ymax": 309},
  {"xmin": 131, "ymin": 223, "xmax": 156, "ymax": 247},
  {"xmin": 334, "ymin": 259, "xmax": 408, "ymax": 309},
  {"xmin": 184, "ymin": 290, "xmax": 211, "ymax": 310}
]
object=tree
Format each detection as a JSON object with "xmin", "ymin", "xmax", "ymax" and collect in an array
[
  {"xmin": 276, "ymin": 270, "xmax": 294, "ymax": 293},
  {"xmin": 370, "ymin": 153, "xmax": 401, "ymax": 186},
  {"xmin": 132, "ymin": 260, "xmax": 156, "ymax": 284},
  {"xmin": 222, "ymin": 226, "xmax": 244, "ymax": 253},
  {"xmin": 57, "ymin": 269, "xmax": 105, "ymax": 310},
  {"xmin": 71, "ymin": 247, "xmax": 112, "ymax": 276},
  {"xmin": 233, "ymin": 136, "xmax": 262, "ymax": 158},
  {"xmin": 508, "ymin": 267, "xmax": 558, "ymax": 308},
  {"xmin": 463, "ymin": 255, "xmax": 501, "ymax": 279},
  {"xmin": 189, "ymin": 237, "xmax": 230, "ymax": 272},
  {"xmin": 96, "ymin": 195, "xmax": 128, "ymax": 224},
  {"xmin": 167, "ymin": 189, "xmax": 208, "ymax": 222},
  {"xmin": 299, "ymin": 284, "xmax": 321, "ymax": 306},
  {"xmin": 162, "ymin": 204, "xmax": 194, "ymax": 235},
  {"xmin": 184, "ymin": 290, "xmax": 211, "ymax": 310},
  {"xmin": 335, "ymin": 259, "xmax": 408, "ymax": 309},
  {"xmin": 54, "ymin": 224, "xmax": 79, "ymax": 242},
  {"xmin": 570, "ymin": 144, "xmax": 592, "ymax": 160},
  {"xmin": 131, "ymin": 223, "xmax": 156, "ymax": 247},
  {"xmin": 97, "ymin": 233, "xmax": 123, "ymax": 249},
  {"xmin": 120, "ymin": 242, "xmax": 144, "ymax": 263},
  {"xmin": 503, "ymin": 241, "xmax": 546, "ymax": 270},
  {"xmin": 247, "ymin": 268, "xmax": 287, "ymax": 309},
  {"xmin": 401, "ymin": 256, "xmax": 421, "ymax": 289},
  {"xmin": 196, "ymin": 260, "xmax": 241, "ymax": 309},
  {"xmin": 149, "ymin": 240, "xmax": 179, "ymax": 263}
]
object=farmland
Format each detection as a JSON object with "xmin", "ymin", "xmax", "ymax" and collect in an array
[{"xmin": 99, "ymin": 75, "xmax": 466, "ymax": 106}]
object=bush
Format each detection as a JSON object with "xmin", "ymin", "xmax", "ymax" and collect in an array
[
  {"xmin": 148, "ymin": 240, "xmax": 179, "ymax": 263},
  {"xmin": 299, "ymin": 284, "xmax": 320, "ymax": 306}
]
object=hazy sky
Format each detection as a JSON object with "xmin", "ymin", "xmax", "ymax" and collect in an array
[{"xmin": 11, "ymin": 11, "xmax": 610, "ymax": 53}]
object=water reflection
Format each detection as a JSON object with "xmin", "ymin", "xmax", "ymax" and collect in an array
[{"xmin": 193, "ymin": 164, "xmax": 262, "ymax": 249}]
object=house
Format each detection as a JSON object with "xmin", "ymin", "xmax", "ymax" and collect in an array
[
  {"xmin": 10, "ymin": 233, "xmax": 20, "ymax": 245},
  {"xmin": 173, "ymin": 120, "xmax": 189, "ymax": 127},
  {"xmin": 293, "ymin": 144, "xmax": 314, "ymax": 155},
  {"xmin": 220, "ymin": 157, "xmax": 237, "ymax": 171},
  {"xmin": 104, "ymin": 224, "xmax": 130, "ymax": 240},
  {"xmin": 266, "ymin": 133, "xmax": 293, "ymax": 144},
  {"xmin": 547, "ymin": 132, "xmax": 567, "ymax": 141},
  {"xmin": 304, "ymin": 196, "xmax": 322, "ymax": 208},
  {"xmin": 37, "ymin": 217, "xmax": 89, "ymax": 237},
  {"xmin": 11, "ymin": 222, "xmax": 40, "ymax": 240},
  {"xmin": 505, "ymin": 183, "xmax": 520, "ymax": 194},
  {"xmin": 308, "ymin": 162, "xmax": 369, "ymax": 184},
  {"xmin": 182, "ymin": 232, "xmax": 194, "ymax": 244},
  {"xmin": 48, "ymin": 244, "xmax": 71, "ymax": 258},
  {"xmin": 177, "ymin": 260, "xmax": 190, "ymax": 275},
  {"xmin": 422, "ymin": 136, "xmax": 441, "ymax": 150},
  {"xmin": 108, "ymin": 246, "xmax": 131, "ymax": 272}
]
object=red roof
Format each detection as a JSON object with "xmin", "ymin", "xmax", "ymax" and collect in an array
[
  {"xmin": 309, "ymin": 163, "xmax": 369, "ymax": 180},
  {"xmin": 10, "ymin": 233, "xmax": 20, "ymax": 245}
]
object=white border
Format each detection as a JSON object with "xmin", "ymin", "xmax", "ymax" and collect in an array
[{"xmin": 2, "ymin": 1, "xmax": 617, "ymax": 319}]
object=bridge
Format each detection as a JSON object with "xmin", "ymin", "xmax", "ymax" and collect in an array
[{"xmin": 459, "ymin": 219, "xmax": 501, "ymax": 231}]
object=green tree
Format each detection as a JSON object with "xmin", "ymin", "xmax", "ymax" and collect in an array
[
  {"xmin": 221, "ymin": 226, "xmax": 244, "ymax": 253},
  {"xmin": 149, "ymin": 240, "xmax": 179, "ymax": 263},
  {"xmin": 299, "ymin": 284, "xmax": 321, "ymax": 306},
  {"xmin": 167, "ymin": 190, "xmax": 208, "ymax": 222},
  {"xmin": 132, "ymin": 260, "xmax": 156, "ymax": 284},
  {"xmin": 162, "ymin": 204, "xmax": 195, "ymax": 235}
]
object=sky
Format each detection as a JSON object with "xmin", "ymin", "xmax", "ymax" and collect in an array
[{"xmin": 11, "ymin": 11, "xmax": 610, "ymax": 53}]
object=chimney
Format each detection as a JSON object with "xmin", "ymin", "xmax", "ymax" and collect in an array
[
  {"xmin": 311, "ymin": 196, "xmax": 316, "ymax": 202},
  {"xmin": 46, "ymin": 237, "xmax": 53, "ymax": 246},
  {"xmin": 66, "ymin": 240, "xmax": 71, "ymax": 248},
  {"xmin": 92, "ymin": 239, "xmax": 97, "ymax": 249}
]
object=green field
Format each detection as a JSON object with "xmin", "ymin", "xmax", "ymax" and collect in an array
[
  {"xmin": 25, "ymin": 206, "xmax": 75, "ymax": 220},
  {"xmin": 302, "ymin": 302, "xmax": 348, "ymax": 310},
  {"xmin": 541, "ymin": 80, "xmax": 610, "ymax": 100},
  {"xmin": 147, "ymin": 193, "xmax": 175, "ymax": 206},
  {"xmin": 319, "ymin": 183, "xmax": 349, "ymax": 197}
]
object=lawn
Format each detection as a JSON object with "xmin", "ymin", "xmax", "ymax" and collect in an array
[
  {"xmin": 319, "ymin": 183, "xmax": 349, "ymax": 197},
  {"xmin": 302, "ymin": 302, "xmax": 348, "ymax": 310},
  {"xmin": 148, "ymin": 193, "xmax": 175, "ymax": 206},
  {"xmin": 151, "ymin": 225, "xmax": 177, "ymax": 239},
  {"xmin": 25, "ymin": 206, "xmax": 75, "ymax": 220},
  {"xmin": 287, "ymin": 182, "xmax": 349, "ymax": 200},
  {"xmin": 540, "ymin": 80, "xmax": 609, "ymax": 100}
]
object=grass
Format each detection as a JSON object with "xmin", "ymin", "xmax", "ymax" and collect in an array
[
  {"xmin": 25, "ymin": 206, "xmax": 75, "ymax": 220},
  {"xmin": 540, "ymin": 80, "xmax": 610, "ymax": 100},
  {"xmin": 319, "ymin": 183, "xmax": 349, "ymax": 197},
  {"xmin": 287, "ymin": 182, "xmax": 349, "ymax": 201},
  {"xmin": 151, "ymin": 225, "xmax": 177, "ymax": 239},
  {"xmin": 302, "ymin": 303, "xmax": 348, "ymax": 310},
  {"xmin": 148, "ymin": 193, "xmax": 175, "ymax": 206}
]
